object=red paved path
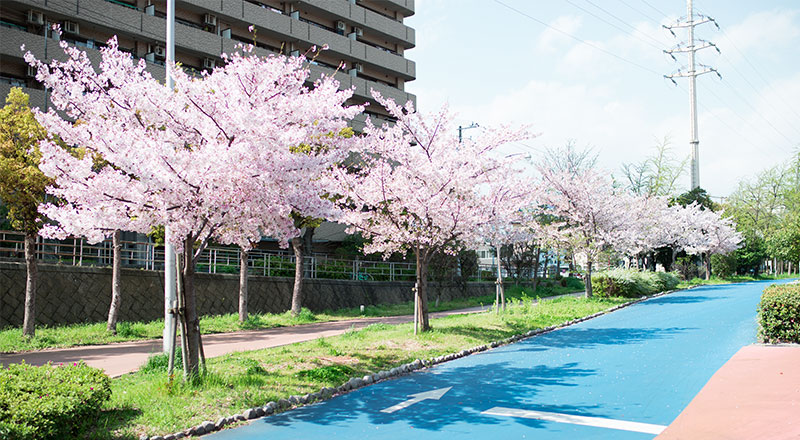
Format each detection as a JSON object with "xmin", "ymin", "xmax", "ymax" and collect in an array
[
  {"xmin": 0, "ymin": 305, "xmax": 492, "ymax": 377},
  {"xmin": 657, "ymin": 344, "xmax": 800, "ymax": 440}
]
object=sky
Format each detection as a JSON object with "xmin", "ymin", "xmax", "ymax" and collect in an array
[{"xmin": 404, "ymin": 0, "xmax": 800, "ymax": 198}]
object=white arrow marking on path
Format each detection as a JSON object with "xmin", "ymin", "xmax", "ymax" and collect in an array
[
  {"xmin": 380, "ymin": 387, "xmax": 452, "ymax": 414},
  {"xmin": 482, "ymin": 407, "xmax": 667, "ymax": 435}
]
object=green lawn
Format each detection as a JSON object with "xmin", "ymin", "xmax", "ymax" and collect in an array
[
  {"xmin": 677, "ymin": 273, "xmax": 798, "ymax": 288},
  {"xmin": 0, "ymin": 279, "xmax": 583, "ymax": 353},
  {"xmin": 85, "ymin": 295, "xmax": 626, "ymax": 439}
]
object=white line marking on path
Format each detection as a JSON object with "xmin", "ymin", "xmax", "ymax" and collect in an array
[
  {"xmin": 482, "ymin": 407, "xmax": 667, "ymax": 435},
  {"xmin": 380, "ymin": 387, "xmax": 452, "ymax": 414}
]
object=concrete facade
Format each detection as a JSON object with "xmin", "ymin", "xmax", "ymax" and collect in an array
[
  {"xmin": 0, "ymin": 262, "xmax": 495, "ymax": 327},
  {"xmin": 0, "ymin": 0, "xmax": 416, "ymax": 130}
]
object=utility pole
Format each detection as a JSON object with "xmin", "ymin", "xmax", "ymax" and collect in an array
[
  {"xmin": 664, "ymin": 0, "xmax": 720, "ymax": 190},
  {"xmin": 458, "ymin": 122, "xmax": 479, "ymax": 143},
  {"xmin": 163, "ymin": 0, "xmax": 178, "ymax": 356}
]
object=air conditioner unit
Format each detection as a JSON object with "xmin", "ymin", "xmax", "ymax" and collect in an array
[
  {"xmin": 336, "ymin": 21, "xmax": 346, "ymax": 31},
  {"xmin": 354, "ymin": 27, "xmax": 363, "ymax": 37},
  {"xmin": 203, "ymin": 58, "xmax": 215, "ymax": 69},
  {"xmin": 151, "ymin": 45, "xmax": 166, "ymax": 58},
  {"xmin": 64, "ymin": 20, "xmax": 79, "ymax": 34},
  {"xmin": 27, "ymin": 65, "xmax": 38, "ymax": 77},
  {"xmin": 27, "ymin": 10, "xmax": 44, "ymax": 25},
  {"xmin": 353, "ymin": 62, "xmax": 363, "ymax": 73},
  {"xmin": 203, "ymin": 14, "xmax": 216, "ymax": 26}
]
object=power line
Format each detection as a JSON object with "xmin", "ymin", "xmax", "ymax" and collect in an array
[
  {"xmin": 615, "ymin": 0, "xmax": 663, "ymax": 25},
  {"xmin": 693, "ymin": 2, "xmax": 800, "ymax": 129},
  {"xmin": 563, "ymin": 0, "xmax": 663, "ymax": 50},
  {"xmin": 639, "ymin": 0, "xmax": 669, "ymax": 19},
  {"xmin": 493, "ymin": 0, "xmax": 662, "ymax": 77},
  {"xmin": 697, "ymin": 82, "xmax": 793, "ymax": 154}
]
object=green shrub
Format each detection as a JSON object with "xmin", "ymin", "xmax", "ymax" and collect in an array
[
  {"xmin": 711, "ymin": 253, "xmax": 736, "ymax": 278},
  {"xmin": 139, "ymin": 348, "xmax": 183, "ymax": 374},
  {"xmin": 758, "ymin": 283, "xmax": 800, "ymax": 344},
  {"xmin": 591, "ymin": 269, "xmax": 679, "ymax": 298},
  {"xmin": 0, "ymin": 361, "xmax": 111, "ymax": 440},
  {"xmin": 316, "ymin": 260, "xmax": 351, "ymax": 280}
]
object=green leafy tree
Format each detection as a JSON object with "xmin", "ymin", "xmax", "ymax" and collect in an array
[
  {"xmin": 734, "ymin": 233, "xmax": 768, "ymax": 276},
  {"xmin": 671, "ymin": 187, "xmax": 716, "ymax": 211},
  {"xmin": 621, "ymin": 137, "xmax": 688, "ymax": 197},
  {"xmin": 0, "ymin": 88, "xmax": 52, "ymax": 337}
]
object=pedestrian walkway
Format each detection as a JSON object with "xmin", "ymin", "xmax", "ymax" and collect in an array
[
  {"xmin": 1, "ymin": 295, "xmax": 571, "ymax": 377},
  {"xmin": 656, "ymin": 344, "xmax": 800, "ymax": 440}
]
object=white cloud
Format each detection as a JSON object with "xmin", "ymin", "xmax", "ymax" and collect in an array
[
  {"xmin": 536, "ymin": 15, "xmax": 583, "ymax": 53},
  {"xmin": 722, "ymin": 9, "xmax": 800, "ymax": 58}
]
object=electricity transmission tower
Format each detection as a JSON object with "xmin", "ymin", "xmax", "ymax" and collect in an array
[{"xmin": 664, "ymin": 0, "xmax": 720, "ymax": 190}]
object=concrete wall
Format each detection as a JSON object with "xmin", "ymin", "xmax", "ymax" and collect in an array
[{"xmin": 0, "ymin": 262, "xmax": 495, "ymax": 327}]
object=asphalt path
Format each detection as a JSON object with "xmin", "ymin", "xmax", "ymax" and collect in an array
[{"xmin": 206, "ymin": 279, "xmax": 794, "ymax": 440}]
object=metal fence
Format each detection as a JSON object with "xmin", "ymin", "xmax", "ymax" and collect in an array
[{"xmin": 0, "ymin": 231, "xmax": 500, "ymax": 282}]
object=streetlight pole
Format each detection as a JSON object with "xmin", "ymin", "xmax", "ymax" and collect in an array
[
  {"xmin": 457, "ymin": 122, "xmax": 479, "ymax": 143},
  {"xmin": 163, "ymin": 0, "xmax": 178, "ymax": 356}
]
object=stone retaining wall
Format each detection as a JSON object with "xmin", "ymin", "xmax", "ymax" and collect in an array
[{"xmin": 0, "ymin": 262, "xmax": 495, "ymax": 327}]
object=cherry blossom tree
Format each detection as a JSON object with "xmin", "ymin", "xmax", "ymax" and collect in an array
[
  {"xmin": 338, "ymin": 93, "xmax": 531, "ymax": 331},
  {"xmin": 536, "ymin": 168, "xmax": 634, "ymax": 297},
  {"xmin": 26, "ymin": 38, "xmax": 360, "ymax": 376},
  {"xmin": 683, "ymin": 207, "xmax": 742, "ymax": 279},
  {"xmin": 478, "ymin": 189, "xmax": 539, "ymax": 313}
]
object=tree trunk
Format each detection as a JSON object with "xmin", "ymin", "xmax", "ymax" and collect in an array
[
  {"xmin": 415, "ymin": 248, "xmax": 431, "ymax": 332},
  {"xmin": 543, "ymin": 253, "xmax": 550, "ymax": 279},
  {"xmin": 584, "ymin": 261, "xmax": 593, "ymax": 298},
  {"xmin": 181, "ymin": 235, "xmax": 202, "ymax": 378},
  {"xmin": 495, "ymin": 245, "xmax": 505, "ymax": 313},
  {"xmin": 302, "ymin": 227, "xmax": 315, "ymax": 278},
  {"xmin": 670, "ymin": 248, "xmax": 678, "ymax": 272},
  {"xmin": 239, "ymin": 248, "xmax": 249, "ymax": 322},
  {"xmin": 107, "ymin": 230, "xmax": 122, "ymax": 334},
  {"xmin": 704, "ymin": 253, "xmax": 711, "ymax": 280},
  {"xmin": 22, "ymin": 232, "xmax": 37, "ymax": 338},
  {"xmin": 291, "ymin": 236, "xmax": 304, "ymax": 316},
  {"xmin": 532, "ymin": 247, "xmax": 541, "ymax": 291}
]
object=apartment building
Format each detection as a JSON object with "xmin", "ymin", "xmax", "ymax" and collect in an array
[{"xmin": 0, "ymin": 0, "xmax": 416, "ymax": 130}]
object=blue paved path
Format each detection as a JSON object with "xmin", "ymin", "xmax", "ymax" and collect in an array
[{"xmin": 207, "ymin": 280, "xmax": 794, "ymax": 440}]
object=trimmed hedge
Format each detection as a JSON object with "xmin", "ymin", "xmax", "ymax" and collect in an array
[
  {"xmin": 591, "ymin": 269, "xmax": 679, "ymax": 298},
  {"xmin": 0, "ymin": 361, "xmax": 111, "ymax": 440},
  {"xmin": 758, "ymin": 283, "xmax": 800, "ymax": 344}
]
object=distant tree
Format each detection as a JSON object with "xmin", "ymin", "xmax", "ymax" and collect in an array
[
  {"xmin": 339, "ymin": 93, "xmax": 531, "ymax": 331},
  {"xmin": 672, "ymin": 187, "xmax": 716, "ymax": 211},
  {"xmin": 537, "ymin": 168, "xmax": 634, "ymax": 297},
  {"xmin": 0, "ymin": 88, "xmax": 52, "ymax": 338},
  {"xmin": 538, "ymin": 139, "xmax": 598, "ymax": 176},
  {"xmin": 621, "ymin": 137, "xmax": 687, "ymax": 197}
]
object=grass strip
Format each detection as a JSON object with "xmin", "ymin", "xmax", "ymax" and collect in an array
[
  {"xmin": 84, "ymin": 295, "xmax": 625, "ymax": 439},
  {"xmin": 1, "ymin": 282, "xmax": 582, "ymax": 353},
  {"xmin": 677, "ymin": 273, "xmax": 798, "ymax": 289}
]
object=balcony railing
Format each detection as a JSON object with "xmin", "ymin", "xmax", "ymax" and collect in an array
[{"xmin": 0, "ymin": 230, "xmax": 500, "ymax": 282}]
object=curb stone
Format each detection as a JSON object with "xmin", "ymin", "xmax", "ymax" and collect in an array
[{"xmin": 140, "ymin": 288, "xmax": 683, "ymax": 439}]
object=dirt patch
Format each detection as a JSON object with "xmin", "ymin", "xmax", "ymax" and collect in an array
[
  {"xmin": 317, "ymin": 356, "xmax": 359, "ymax": 365},
  {"xmin": 373, "ymin": 339, "xmax": 426, "ymax": 351}
]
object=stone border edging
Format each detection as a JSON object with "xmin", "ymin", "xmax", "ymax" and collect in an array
[{"xmin": 139, "ymin": 288, "xmax": 682, "ymax": 440}]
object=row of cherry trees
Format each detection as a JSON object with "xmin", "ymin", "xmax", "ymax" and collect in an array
[
  {"xmin": 534, "ymin": 167, "xmax": 741, "ymax": 296},
  {"xmin": 24, "ymin": 37, "xmax": 532, "ymax": 372},
  {"xmin": 22, "ymin": 36, "xmax": 740, "ymax": 376}
]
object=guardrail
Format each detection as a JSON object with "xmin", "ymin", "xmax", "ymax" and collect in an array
[{"xmin": 0, "ymin": 231, "xmax": 502, "ymax": 282}]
